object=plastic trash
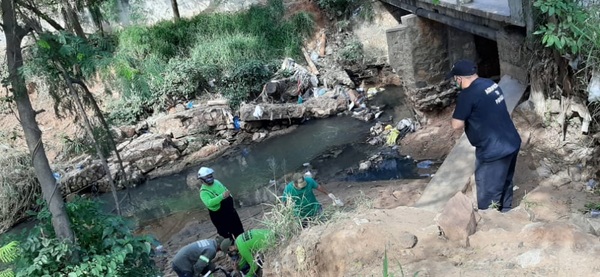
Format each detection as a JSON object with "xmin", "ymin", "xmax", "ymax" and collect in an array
[
  {"xmin": 591, "ymin": 210, "xmax": 600, "ymax": 218},
  {"xmin": 417, "ymin": 160, "xmax": 434, "ymax": 169},
  {"xmin": 328, "ymin": 193, "xmax": 344, "ymax": 207},
  {"xmin": 297, "ymin": 95, "xmax": 303, "ymax": 104},
  {"xmin": 53, "ymin": 172, "xmax": 61, "ymax": 181},
  {"xmin": 304, "ymin": 171, "xmax": 313, "ymax": 177},
  {"xmin": 587, "ymin": 179, "xmax": 598, "ymax": 191},
  {"xmin": 233, "ymin": 116, "xmax": 241, "ymax": 130},
  {"xmin": 587, "ymin": 70, "xmax": 600, "ymax": 102},
  {"xmin": 386, "ymin": 129, "xmax": 400, "ymax": 146},
  {"xmin": 186, "ymin": 101, "xmax": 194, "ymax": 109},
  {"xmin": 253, "ymin": 105, "xmax": 263, "ymax": 118}
]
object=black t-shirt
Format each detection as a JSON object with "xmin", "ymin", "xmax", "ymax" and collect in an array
[{"xmin": 452, "ymin": 78, "xmax": 521, "ymax": 161}]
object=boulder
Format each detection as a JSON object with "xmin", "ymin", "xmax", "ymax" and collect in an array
[
  {"xmin": 239, "ymin": 103, "xmax": 306, "ymax": 121},
  {"xmin": 119, "ymin": 133, "xmax": 181, "ymax": 173},
  {"xmin": 436, "ymin": 192, "xmax": 478, "ymax": 243},
  {"xmin": 153, "ymin": 105, "xmax": 234, "ymax": 138}
]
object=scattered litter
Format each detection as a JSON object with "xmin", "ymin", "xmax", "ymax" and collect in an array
[
  {"xmin": 252, "ymin": 105, "xmax": 264, "ymax": 118},
  {"xmin": 587, "ymin": 71, "xmax": 600, "ymax": 102},
  {"xmin": 420, "ymin": 173, "xmax": 434, "ymax": 178},
  {"xmin": 386, "ymin": 129, "xmax": 400, "ymax": 146},
  {"xmin": 303, "ymin": 162, "xmax": 310, "ymax": 167},
  {"xmin": 417, "ymin": 160, "xmax": 434, "ymax": 169},
  {"xmin": 353, "ymin": 218, "xmax": 369, "ymax": 225},
  {"xmin": 586, "ymin": 179, "xmax": 597, "ymax": 191},
  {"xmin": 233, "ymin": 116, "xmax": 241, "ymax": 130},
  {"xmin": 186, "ymin": 101, "xmax": 194, "ymax": 109},
  {"xmin": 513, "ymin": 185, "xmax": 520, "ymax": 191},
  {"xmin": 53, "ymin": 172, "xmax": 61, "ymax": 181},
  {"xmin": 591, "ymin": 210, "xmax": 600, "ymax": 218}
]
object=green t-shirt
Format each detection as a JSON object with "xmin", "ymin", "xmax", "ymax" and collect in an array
[
  {"xmin": 200, "ymin": 180, "xmax": 228, "ymax": 211},
  {"xmin": 281, "ymin": 177, "xmax": 321, "ymax": 218},
  {"xmin": 235, "ymin": 229, "xmax": 274, "ymax": 277}
]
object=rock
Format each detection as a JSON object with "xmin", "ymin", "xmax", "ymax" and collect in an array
[
  {"xmin": 436, "ymin": 192, "xmax": 477, "ymax": 243},
  {"xmin": 111, "ymin": 126, "xmax": 125, "ymax": 142},
  {"xmin": 304, "ymin": 97, "xmax": 347, "ymax": 118},
  {"xmin": 119, "ymin": 133, "xmax": 181, "ymax": 174},
  {"xmin": 568, "ymin": 165, "xmax": 582, "ymax": 182},
  {"xmin": 569, "ymin": 212, "xmax": 600, "ymax": 236},
  {"xmin": 358, "ymin": 161, "xmax": 371, "ymax": 171},
  {"xmin": 548, "ymin": 99, "xmax": 561, "ymax": 114},
  {"xmin": 252, "ymin": 132, "xmax": 268, "ymax": 142},
  {"xmin": 120, "ymin": 125, "xmax": 137, "ymax": 138},
  {"xmin": 240, "ymin": 103, "xmax": 306, "ymax": 121},
  {"xmin": 397, "ymin": 231, "xmax": 418, "ymax": 249},
  {"xmin": 516, "ymin": 249, "xmax": 542, "ymax": 268},
  {"xmin": 535, "ymin": 165, "xmax": 552, "ymax": 178},
  {"xmin": 154, "ymin": 106, "xmax": 235, "ymax": 138}
]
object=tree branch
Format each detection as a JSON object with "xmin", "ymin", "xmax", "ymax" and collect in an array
[{"xmin": 16, "ymin": 0, "xmax": 65, "ymax": 31}]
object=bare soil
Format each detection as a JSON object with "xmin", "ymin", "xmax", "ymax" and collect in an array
[{"xmin": 146, "ymin": 103, "xmax": 600, "ymax": 277}]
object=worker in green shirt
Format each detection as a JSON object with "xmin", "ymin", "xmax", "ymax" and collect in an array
[
  {"xmin": 198, "ymin": 167, "xmax": 244, "ymax": 240},
  {"xmin": 221, "ymin": 229, "xmax": 274, "ymax": 277},
  {"xmin": 282, "ymin": 173, "xmax": 342, "ymax": 226}
]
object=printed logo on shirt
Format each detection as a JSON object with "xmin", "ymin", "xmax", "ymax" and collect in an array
[{"xmin": 484, "ymin": 83, "xmax": 504, "ymax": 105}]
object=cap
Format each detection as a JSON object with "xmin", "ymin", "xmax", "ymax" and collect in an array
[
  {"xmin": 197, "ymin": 167, "xmax": 214, "ymax": 179},
  {"xmin": 446, "ymin": 60, "xmax": 477, "ymax": 79},
  {"xmin": 220, "ymin": 238, "xmax": 232, "ymax": 253},
  {"xmin": 293, "ymin": 173, "xmax": 307, "ymax": 189}
]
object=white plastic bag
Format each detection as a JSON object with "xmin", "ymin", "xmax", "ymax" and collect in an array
[
  {"xmin": 253, "ymin": 105, "xmax": 264, "ymax": 119},
  {"xmin": 588, "ymin": 71, "xmax": 600, "ymax": 102}
]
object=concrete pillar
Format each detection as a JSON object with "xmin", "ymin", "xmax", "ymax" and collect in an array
[
  {"xmin": 386, "ymin": 14, "xmax": 448, "ymax": 90},
  {"xmin": 447, "ymin": 26, "xmax": 477, "ymax": 67},
  {"xmin": 497, "ymin": 28, "xmax": 529, "ymax": 84}
]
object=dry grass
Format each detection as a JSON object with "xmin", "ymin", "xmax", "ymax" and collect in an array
[{"xmin": 0, "ymin": 149, "xmax": 40, "ymax": 234}]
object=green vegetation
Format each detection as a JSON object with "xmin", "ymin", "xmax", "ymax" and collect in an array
[
  {"xmin": 103, "ymin": 0, "xmax": 315, "ymax": 123},
  {"xmin": 317, "ymin": 0, "xmax": 374, "ymax": 21},
  {"xmin": 382, "ymin": 247, "xmax": 419, "ymax": 277},
  {"xmin": 0, "ymin": 241, "xmax": 18, "ymax": 277},
  {"xmin": 13, "ymin": 197, "xmax": 158, "ymax": 277},
  {"xmin": 533, "ymin": 0, "xmax": 600, "ymax": 98},
  {"xmin": 0, "ymin": 152, "xmax": 39, "ymax": 235},
  {"xmin": 338, "ymin": 39, "xmax": 365, "ymax": 65}
]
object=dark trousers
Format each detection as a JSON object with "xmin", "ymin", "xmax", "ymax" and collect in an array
[
  {"xmin": 475, "ymin": 149, "xmax": 519, "ymax": 212},
  {"xmin": 209, "ymin": 196, "xmax": 244, "ymax": 240},
  {"xmin": 172, "ymin": 264, "xmax": 193, "ymax": 277}
]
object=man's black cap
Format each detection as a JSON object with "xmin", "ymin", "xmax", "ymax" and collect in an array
[{"xmin": 446, "ymin": 60, "xmax": 478, "ymax": 79}]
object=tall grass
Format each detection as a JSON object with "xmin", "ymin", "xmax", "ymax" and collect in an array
[{"xmin": 105, "ymin": 0, "xmax": 315, "ymax": 123}]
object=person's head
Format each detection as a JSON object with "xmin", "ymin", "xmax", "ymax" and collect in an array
[
  {"xmin": 446, "ymin": 60, "xmax": 478, "ymax": 90},
  {"xmin": 220, "ymin": 238, "xmax": 240, "ymax": 261},
  {"xmin": 197, "ymin": 167, "xmax": 215, "ymax": 185},
  {"xmin": 292, "ymin": 173, "xmax": 307, "ymax": 190}
]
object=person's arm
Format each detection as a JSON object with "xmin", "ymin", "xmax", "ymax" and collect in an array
[
  {"xmin": 238, "ymin": 242, "xmax": 257, "ymax": 277},
  {"xmin": 451, "ymin": 119, "xmax": 465, "ymax": 130},
  {"xmin": 451, "ymin": 92, "xmax": 471, "ymax": 130},
  {"xmin": 308, "ymin": 177, "xmax": 329, "ymax": 195},
  {"xmin": 200, "ymin": 190, "xmax": 224, "ymax": 208}
]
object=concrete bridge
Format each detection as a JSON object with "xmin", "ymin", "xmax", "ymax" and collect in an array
[{"xmin": 379, "ymin": 0, "xmax": 531, "ymax": 211}]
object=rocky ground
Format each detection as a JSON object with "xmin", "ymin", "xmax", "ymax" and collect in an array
[{"xmin": 146, "ymin": 99, "xmax": 600, "ymax": 277}]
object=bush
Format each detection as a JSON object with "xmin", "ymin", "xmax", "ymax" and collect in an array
[
  {"xmin": 338, "ymin": 39, "xmax": 364, "ymax": 65},
  {"xmin": 0, "ymin": 151, "xmax": 40, "ymax": 234},
  {"xmin": 105, "ymin": 0, "xmax": 315, "ymax": 121},
  {"xmin": 317, "ymin": 0, "xmax": 373, "ymax": 20},
  {"xmin": 15, "ymin": 197, "xmax": 158, "ymax": 277},
  {"xmin": 222, "ymin": 60, "xmax": 277, "ymax": 108}
]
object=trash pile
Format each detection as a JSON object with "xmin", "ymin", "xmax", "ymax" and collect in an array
[{"xmin": 367, "ymin": 118, "xmax": 419, "ymax": 146}]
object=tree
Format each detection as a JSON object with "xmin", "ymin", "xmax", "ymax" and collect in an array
[
  {"xmin": 171, "ymin": 0, "xmax": 180, "ymax": 20},
  {"xmin": 1, "ymin": 0, "xmax": 75, "ymax": 242}
]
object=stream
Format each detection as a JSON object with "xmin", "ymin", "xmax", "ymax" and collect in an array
[{"xmin": 100, "ymin": 86, "xmax": 423, "ymax": 226}]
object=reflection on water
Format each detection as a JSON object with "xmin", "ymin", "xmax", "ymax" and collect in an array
[
  {"xmin": 110, "ymin": 116, "xmax": 373, "ymax": 224},
  {"xmin": 103, "ymin": 86, "xmax": 419, "ymax": 225}
]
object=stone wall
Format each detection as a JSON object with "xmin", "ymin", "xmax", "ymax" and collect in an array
[
  {"xmin": 497, "ymin": 27, "xmax": 529, "ymax": 84},
  {"xmin": 386, "ymin": 14, "xmax": 448, "ymax": 90}
]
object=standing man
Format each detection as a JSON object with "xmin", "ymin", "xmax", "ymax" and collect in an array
[
  {"xmin": 281, "ymin": 173, "xmax": 341, "ymax": 226},
  {"xmin": 198, "ymin": 166, "xmax": 244, "ymax": 240},
  {"xmin": 171, "ymin": 236, "xmax": 229, "ymax": 277},
  {"xmin": 221, "ymin": 229, "xmax": 275, "ymax": 277},
  {"xmin": 448, "ymin": 60, "xmax": 521, "ymax": 212}
]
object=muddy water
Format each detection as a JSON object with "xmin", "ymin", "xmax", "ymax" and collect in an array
[{"xmin": 105, "ymin": 86, "xmax": 420, "ymax": 227}]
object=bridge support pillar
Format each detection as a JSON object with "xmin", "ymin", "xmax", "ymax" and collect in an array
[{"xmin": 386, "ymin": 14, "xmax": 448, "ymax": 91}]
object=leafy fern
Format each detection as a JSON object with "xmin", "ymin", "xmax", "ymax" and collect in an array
[{"xmin": 0, "ymin": 241, "xmax": 18, "ymax": 277}]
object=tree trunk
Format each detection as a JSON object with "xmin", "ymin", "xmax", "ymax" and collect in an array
[
  {"xmin": 59, "ymin": 66, "xmax": 121, "ymax": 215},
  {"xmin": 61, "ymin": 0, "xmax": 86, "ymax": 39},
  {"xmin": 1, "ymin": 0, "xmax": 75, "ymax": 242},
  {"xmin": 171, "ymin": 0, "xmax": 180, "ymax": 20}
]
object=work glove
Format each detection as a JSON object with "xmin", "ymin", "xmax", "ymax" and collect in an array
[{"xmin": 328, "ymin": 193, "xmax": 344, "ymax": 207}]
